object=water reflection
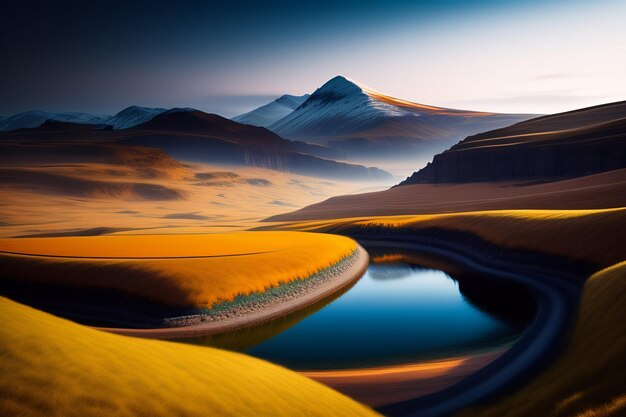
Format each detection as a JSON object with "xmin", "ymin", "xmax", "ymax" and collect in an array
[
  {"xmin": 367, "ymin": 263, "xmax": 414, "ymax": 280},
  {"xmin": 185, "ymin": 250, "xmax": 531, "ymax": 370}
]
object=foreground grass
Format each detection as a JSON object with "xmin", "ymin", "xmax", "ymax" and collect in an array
[
  {"xmin": 0, "ymin": 297, "xmax": 379, "ymax": 417},
  {"xmin": 267, "ymin": 208, "xmax": 626, "ymax": 267},
  {"xmin": 0, "ymin": 232, "xmax": 356, "ymax": 308},
  {"xmin": 459, "ymin": 261, "xmax": 626, "ymax": 417}
]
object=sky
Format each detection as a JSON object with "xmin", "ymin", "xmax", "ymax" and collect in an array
[{"xmin": 1, "ymin": 0, "xmax": 625, "ymax": 117}]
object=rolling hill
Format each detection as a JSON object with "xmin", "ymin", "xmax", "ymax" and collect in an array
[
  {"xmin": 120, "ymin": 110, "xmax": 392, "ymax": 180},
  {"xmin": 0, "ymin": 109, "xmax": 392, "ymax": 182},
  {"xmin": 400, "ymin": 100, "xmax": 626, "ymax": 185}
]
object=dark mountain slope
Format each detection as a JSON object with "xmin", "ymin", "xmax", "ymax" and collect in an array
[
  {"xmin": 122, "ymin": 110, "xmax": 391, "ymax": 181},
  {"xmin": 400, "ymin": 101, "xmax": 626, "ymax": 185}
]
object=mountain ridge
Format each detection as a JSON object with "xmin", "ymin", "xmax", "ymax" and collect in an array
[
  {"xmin": 268, "ymin": 76, "xmax": 537, "ymax": 162},
  {"xmin": 0, "ymin": 110, "xmax": 111, "ymax": 132},
  {"xmin": 233, "ymin": 94, "xmax": 310, "ymax": 127},
  {"xmin": 0, "ymin": 108, "xmax": 392, "ymax": 182}
]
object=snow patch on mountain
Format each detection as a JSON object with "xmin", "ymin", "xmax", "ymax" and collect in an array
[
  {"xmin": 232, "ymin": 94, "xmax": 310, "ymax": 127},
  {"xmin": 0, "ymin": 106, "xmax": 202, "ymax": 131}
]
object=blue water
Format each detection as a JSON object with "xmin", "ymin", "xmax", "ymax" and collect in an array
[{"xmin": 243, "ymin": 263, "xmax": 523, "ymax": 370}]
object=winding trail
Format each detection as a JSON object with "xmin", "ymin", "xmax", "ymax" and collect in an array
[{"xmin": 351, "ymin": 238, "xmax": 583, "ymax": 417}]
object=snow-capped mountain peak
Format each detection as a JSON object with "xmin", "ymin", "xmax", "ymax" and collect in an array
[
  {"xmin": 308, "ymin": 75, "xmax": 364, "ymax": 99},
  {"xmin": 269, "ymin": 76, "xmax": 416, "ymax": 137}
]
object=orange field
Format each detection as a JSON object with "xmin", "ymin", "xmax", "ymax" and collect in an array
[{"xmin": 0, "ymin": 232, "xmax": 357, "ymax": 308}]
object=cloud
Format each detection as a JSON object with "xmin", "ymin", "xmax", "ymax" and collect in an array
[{"xmin": 526, "ymin": 73, "xmax": 576, "ymax": 81}]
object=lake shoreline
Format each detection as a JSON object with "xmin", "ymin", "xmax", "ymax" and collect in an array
[
  {"xmin": 346, "ymin": 238, "xmax": 582, "ymax": 417},
  {"xmin": 302, "ymin": 348, "xmax": 507, "ymax": 408},
  {"xmin": 96, "ymin": 245, "xmax": 369, "ymax": 339}
]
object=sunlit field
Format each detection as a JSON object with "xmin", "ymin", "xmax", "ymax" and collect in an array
[
  {"xmin": 0, "ymin": 232, "xmax": 356, "ymax": 308},
  {"xmin": 0, "ymin": 297, "xmax": 379, "ymax": 417},
  {"xmin": 0, "ymin": 163, "xmax": 385, "ymax": 238},
  {"xmin": 265, "ymin": 208, "xmax": 626, "ymax": 267}
]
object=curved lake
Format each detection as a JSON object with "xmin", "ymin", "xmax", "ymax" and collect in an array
[
  {"xmin": 1, "ymin": 246, "xmax": 532, "ymax": 371},
  {"xmin": 194, "ymin": 256, "xmax": 532, "ymax": 371}
]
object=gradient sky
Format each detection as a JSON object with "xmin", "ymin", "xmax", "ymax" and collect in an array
[{"xmin": 1, "ymin": 0, "xmax": 625, "ymax": 117}]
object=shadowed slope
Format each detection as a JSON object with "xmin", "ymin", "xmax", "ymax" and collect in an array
[
  {"xmin": 122, "ymin": 110, "xmax": 392, "ymax": 181},
  {"xmin": 233, "ymin": 94, "xmax": 310, "ymax": 127},
  {"xmin": 458, "ymin": 261, "xmax": 626, "ymax": 417},
  {"xmin": 0, "ymin": 297, "xmax": 379, "ymax": 417},
  {"xmin": 401, "ymin": 101, "xmax": 626, "ymax": 184},
  {"xmin": 0, "ymin": 110, "xmax": 392, "ymax": 181}
]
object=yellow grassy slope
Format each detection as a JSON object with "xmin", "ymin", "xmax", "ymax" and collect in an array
[
  {"xmin": 0, "ymin": 297, "xmax": 378, "ymax": 417},
  {"xmin": 268, "ymin": 208, "xmax": 626, "ymax": 267},
  {"xmin": 0, "ymin": 232, "xmax": 356, "ymax": 308},
  {"xmin": 459, "ymin": 261, "xmax": 626, "ymax": 417}
]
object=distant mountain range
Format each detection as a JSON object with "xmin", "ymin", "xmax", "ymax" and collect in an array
[
  {"xmin": 0, "ymin": 75, "xmax": 540, "ymax": 177},
  {"xmin": 399, "ymin": 100, "xmax": 626, "ymax": 185},
  {"xmin": 0, "ymin": 106, "xmax": 169, "ymax": 132},
  {"xmin": 0, "ymin": 108, "xmax": 392, "ymax": 182},
  {"xmin": 1, "ymin": 76, "xmax": 536, "ymax": 174},
  {"xmin": 233, "ymin": 94, "xmax": 309, "ymax": 127},
  {"xmin": 0, "ymin": 110, "xmax": 110, "ymax": 131}
]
